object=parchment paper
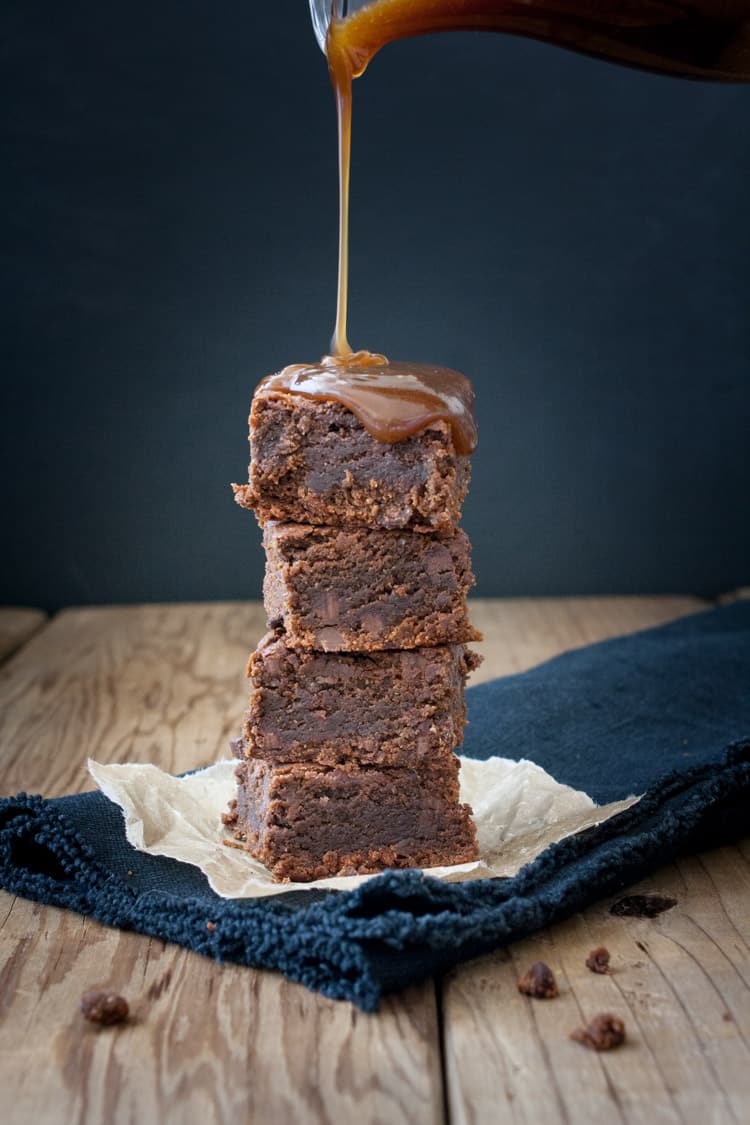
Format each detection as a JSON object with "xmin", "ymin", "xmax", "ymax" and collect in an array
[{"xmin": 88, "ymin": 757, "xmax": 639, "ymax": 898}]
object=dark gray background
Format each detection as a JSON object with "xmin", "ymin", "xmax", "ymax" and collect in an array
[{"xmin": 3, "ymin": 1, "xmax": 749, "ymax": 610}]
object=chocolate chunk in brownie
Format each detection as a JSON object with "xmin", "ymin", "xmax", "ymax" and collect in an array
[
  {"xmin": 242, "ymin": 633, "xmax": 481, "ymax": 768},
  {"xmin": 229, "ymin": 758, "xmax": 478, "ymax": 882},
  {"xmin": 233, "ymin": 392, "xmax": 471, "ymax": 533},
  {"xmin": 263, "ymin": 521, "xmax": 481, "ymax": 652}
]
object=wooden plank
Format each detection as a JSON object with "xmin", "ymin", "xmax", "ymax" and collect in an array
[
  {"xmin": 468, "ymin": 595, "xmax": 705, "ymax": 681},
  {"xmin": 718, "ymin": 588, "xmax": 750, "ymax": 604},
  {"xmin": 0, "ymin": 602, "xmax": 445, "ymax": 1125},
  {"xmin": 0, "ymin": 911, "xmax": 442, "ymax": 1124},
  {"xmin": 443, "ymin": 594, "xmax": 750, "ymax": 1125},
  {"xmin": 2, "ymin": 595, "xmax": 742, "ymax": 1124},
  {"xmin": 0, "ymin": 607, "xmax": 46, "ymax": 664},
  {"xmin": 0, "ymin": 603, "xmax": 268, "ymax": 797}
]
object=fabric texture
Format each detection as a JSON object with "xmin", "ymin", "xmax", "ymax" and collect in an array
[{"xmin": 1, "ymin": 601, "xmax": 749, "ymax": 1010}]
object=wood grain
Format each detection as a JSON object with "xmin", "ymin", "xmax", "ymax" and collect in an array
[
  {"xmin": 442, "ymin": 595, "xmax": 750, "ymax": 1125},
  {"xmin": 0, "ymin": 601, "xmax": 444, "ymax": 1125},
  {"xmin": 0, "ymin": 602, "xmax": 267, "ymax": 797},
  {"xmin": 467, "ymin": 595, "xmax": 705, "ymax": 682},
  {"xmin": 0, "ymin": 607, "xmax": 46, "ymax": 664},
  {"xmin": 1, "ymin": 595, "xmax": 747, "ymax": 1124},
  {"xmin": 0, "ymin": 911, "xmax": 443, "ymax": 1125}
]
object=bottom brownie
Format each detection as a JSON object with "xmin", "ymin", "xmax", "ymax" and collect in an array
[{"xmin": 224, "ymin": 758, "xmax": 478, "ymax": 882}]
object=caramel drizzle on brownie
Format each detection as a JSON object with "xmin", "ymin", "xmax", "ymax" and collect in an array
[{"xmin": 255, "ymin": 351, "xmax": 478, "ymax": 455}]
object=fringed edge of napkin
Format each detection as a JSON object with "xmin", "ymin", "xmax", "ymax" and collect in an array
[{"xmin": 1, "ymin": 741, "xmax": 748, "ymax": 1011}]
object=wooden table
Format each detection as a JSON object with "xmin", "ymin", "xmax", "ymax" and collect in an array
[{"xmin": 1, "ymin": 597, "xmax": 748, "ymax": 1124}]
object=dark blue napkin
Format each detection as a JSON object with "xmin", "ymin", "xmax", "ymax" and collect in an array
[{"xmin": 1, "ymin": 602, "xmax": 749, "ymax": 1010}]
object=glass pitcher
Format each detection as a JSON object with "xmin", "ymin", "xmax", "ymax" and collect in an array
[{"xmin": 309, "ymin": 0, "xmax": 750, "ymax": 81}]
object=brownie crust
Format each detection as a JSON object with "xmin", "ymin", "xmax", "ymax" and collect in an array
[
  {"xmin": 227, "ymin": 758, "xmax": 478, "ymax": 882},
  {"xmin": 243, "ymin": 633, "xmax": 481, "ymax": 768},
  {"xmin": 263, "ymin": 521, "xmax": 481, "ymax": 652},
  {"xmin": 234, "ymin": 392, "xmax": 471, "ymax": 533}
]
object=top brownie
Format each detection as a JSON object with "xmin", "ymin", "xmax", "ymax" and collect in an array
[{"xmin": 233, "ymin": 391, "xmax": 471, "ymax": 533}]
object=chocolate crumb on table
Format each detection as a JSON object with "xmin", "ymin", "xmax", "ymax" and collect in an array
[
  {"xmin": 570, "ymin": 1013, "xmax": 626, "ymax": 1050},
  {"xmin": 263, "ymin": 521, "xmax": 481, "ymax": 651},
  {"xmin": 221, "ymin": 798, "xmax": 238, "ymax": 826},
  {"xmin": 234, "ymin": 393, "xmax": 470, "ymax": 533},
  {"xmin": 517, "ymin": 961, "xmax": 559, "ymax": 999},
  {"xmin": 586, "ymin": 946, "xmax": 611, "ymax": 974}
]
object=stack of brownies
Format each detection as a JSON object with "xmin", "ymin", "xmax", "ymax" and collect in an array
[{"xmin": 225, "ymin": 381, "xmax": 482, "ymax": 881}]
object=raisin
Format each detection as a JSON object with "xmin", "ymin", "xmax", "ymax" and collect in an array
[
  {"xmin": 571, "ymin": 1013, "xmax": 626, "ymax": 1050},
  {"xmin": 80, "ymin": 991, "xmax": 129, "ymax": 1026},
  {"xmin": 517, "ymin": 961, "xmax": 559, "ymax": 999},
  {"xmin": 585, "ymin": 946, "xmax": 611, "ymax": 974}
]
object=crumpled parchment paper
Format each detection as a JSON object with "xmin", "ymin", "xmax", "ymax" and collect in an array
[{"xmin": 88, "ymin": 757, "xmax": 639, "ymax": 898}]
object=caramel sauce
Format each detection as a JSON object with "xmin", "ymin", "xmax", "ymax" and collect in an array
[{"xmin": 256, "ymin": 351, "xmax": 478, "ymax": 455}]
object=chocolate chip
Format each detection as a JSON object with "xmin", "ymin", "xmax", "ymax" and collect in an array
[
  {"xmin": 610, "ymin": 893, "xmax": 677, "ymax": 918},
  {"xmin": 586, "ymin": 946, "xmax": 611, "ymax": 974},
  {"xmin": 359, "ymin": 608, "xmax": 386, "ymax": 635},
  {"xmin": 423, "ymin": 544, "xmax": 452, "ymax": 577},
  {"xmin": 517, "ymin": 961, "xmax": 559, "ymax": 999},
  {"xmin": 318, "ymin": 626, "xmax": 346, "ymax": 651},
  {"xmin": 571, "ymin": 1013, "xmax": 626, "ymax": 1051},
  {"xmin": 80, "ymin": 991, "xmax": 129, "ymax": 1026},
  {"xmin": 317, "ymin": 590, "xmax": 341, "ymax": 626}
]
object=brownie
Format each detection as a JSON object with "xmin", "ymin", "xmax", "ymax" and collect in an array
[
  {"xmin": 226, "ymin": 758, "xmax": 478, "ymax": 882},
  {"xmin": 243, "ymin": 633, "xmax": 481, "ymax": 768},
  {"xmin": 263, "ymin": 521, "xmax": 481, "ymax": 652},
  {"xmin": 233, "ymin": 391, "xmax": 471, "ymax": 533}
]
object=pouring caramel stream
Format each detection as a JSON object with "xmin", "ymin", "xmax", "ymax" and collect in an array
[{"xmin": 274, "ymin": 0, "xmax": 749, "ymax": 450}]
